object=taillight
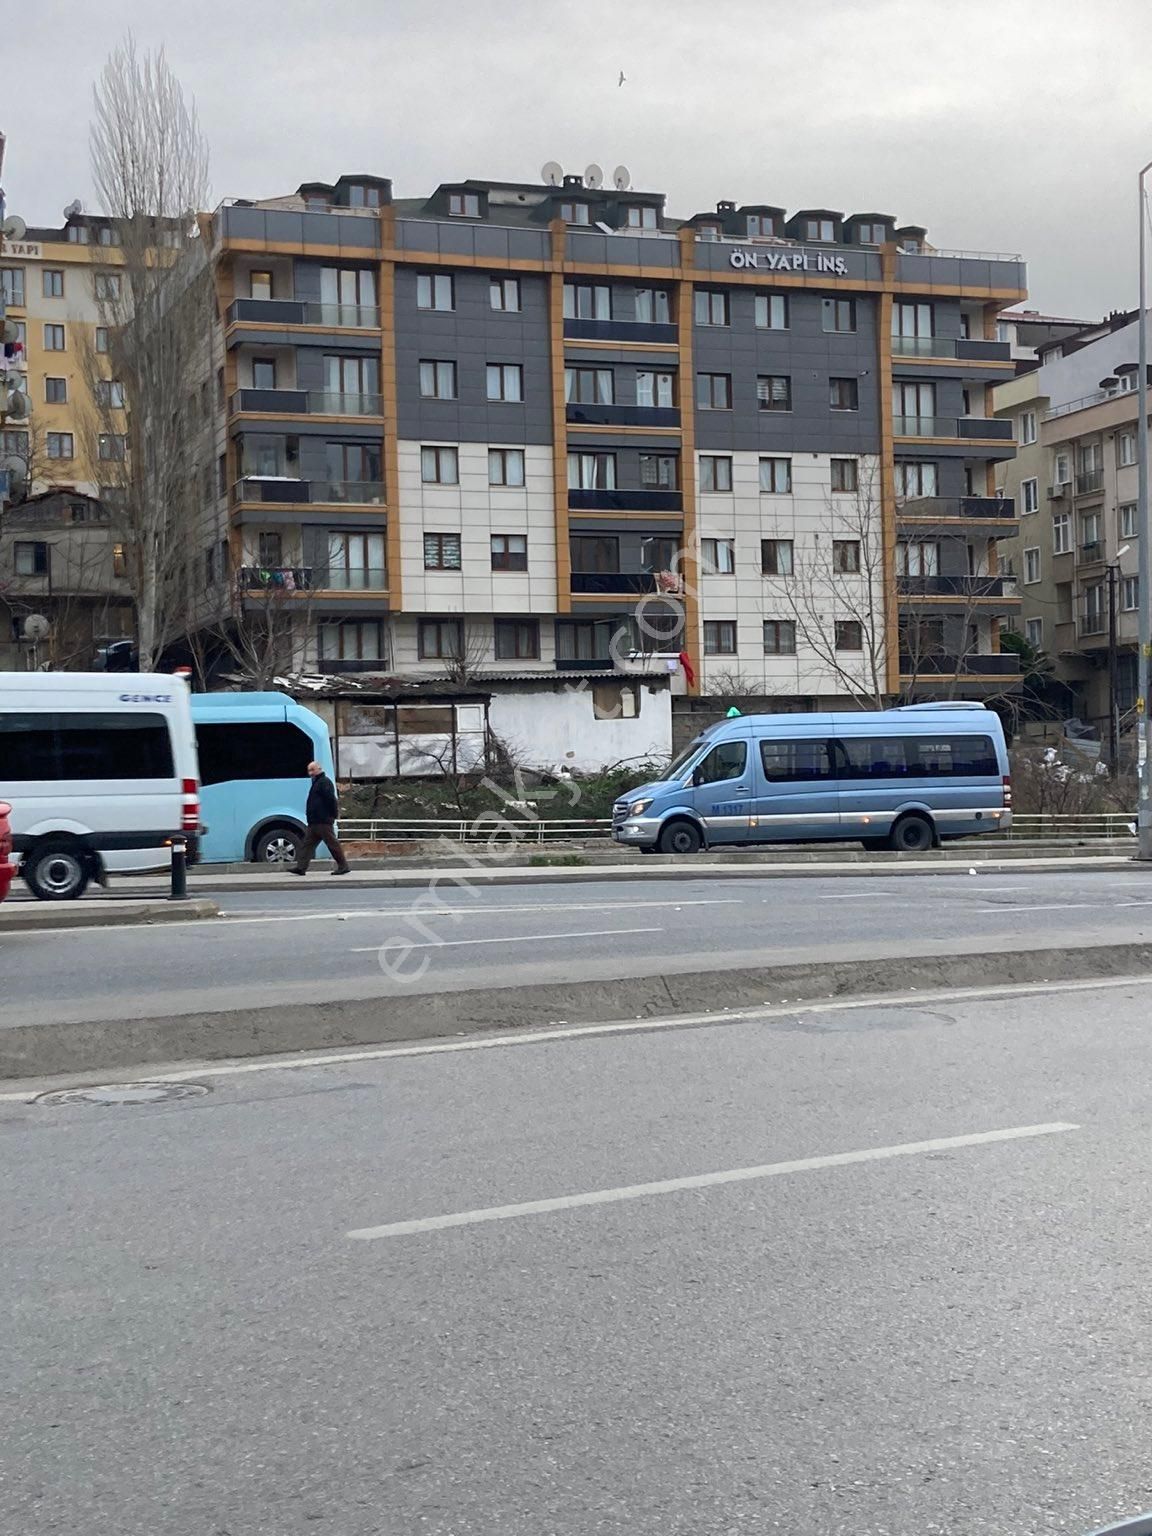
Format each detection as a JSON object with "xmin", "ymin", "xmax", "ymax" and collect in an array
[
  {"xmin": 181, "ymin": 777, "xmax": 200, "ymax": 832},
  {"xmin": 1002, "ymin": 773, "xmax": 1013, "ymax": 809}
]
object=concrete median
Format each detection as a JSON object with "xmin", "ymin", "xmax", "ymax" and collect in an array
[
  {"xmin": 0, "ymin": 899, "xmax": 219, "ymax": 934},
  {"xmin": 4, "ymin": 935, "xmax": 1151, "ymax": 1081}
]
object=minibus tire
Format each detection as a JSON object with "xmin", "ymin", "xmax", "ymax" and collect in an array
[
  {"xmin": 888, "ymin": 814, "xmax": 934, "ymax": 853},
  {"xmin": 23, "ymin": 841, "xmax": 90, "ymax": 901},
  {"xmin": 253, "ymin": 825, "xmax": 303, "ymax": 865},
  {"xmin": 656, "ymin": 819, "xmax": 703, "ymax": 855}
]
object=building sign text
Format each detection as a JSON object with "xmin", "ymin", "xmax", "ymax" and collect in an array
[{"xmin": 729, "ymin": 248, "xmax": 848, "ymax": 275}]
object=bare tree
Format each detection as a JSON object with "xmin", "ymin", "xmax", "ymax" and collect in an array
[
  {"xmin": 211, "ymin": 565, "xmax": 314, "ymax": 689},
  {"xmin": 441, "ymin": 621, "xmax": 493, "ymax": 683},
  {"xmin": 83, "ymin": 36, "xmax": 213, "ymax": 669}
]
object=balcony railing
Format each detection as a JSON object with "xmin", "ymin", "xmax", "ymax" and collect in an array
[
  {"xmin": 565, "ymin": 403, "xmax": 680, "ymax": 427},
  {"xmin": 230, "ymin": 388, "xmax": 383, "ymax": 417},
  {"xmin": 564, "ymin": 318, "xmax": 678, "ymax": 344},
  {"xmin": 570, "ymin": 572, "xmax": 660, "ymax": 595},
  {"xmin": 899, "ymin": 653, "xmax": 1021, "ymax": 677},
  {"xmin": 237, "ymin": 565, "xmax": 388, "ymax": 592},
  {"xmin": 896, "ymin": 574, "xmax": 1017, "ymax": 599},
  {"xmin": 891, "ymin": 335, "xmax": 1012, "ymax": 362},
  {"xmin": 1079, "ymin": 541, "xmax": 1106, "ymax": 565},
  {"xmin": 567, "ymin": 487, "xmax": 683, "ymax": 512},
  {"xmin": 233, "ymin": 477, "xmax": 385, "ymax": 505},
  {"xmin": 896, "ymin": 495, "xmax": 1016, "ymax": 522},
  {"xmin": 893, "ymin": 416, "xmax": 1014, "ymax": 442},
  {"xmin": 314, "ymin": 566, "xmax": 388, "ymax": 591},
  {"xmin": 227, "ymin": 297, "xmax": 381, "ymax": 329},
  {"xmin": 1080, "ymin": 617, "xmax": 1107, "ymax": 637},
  {"xmin": 1075, "ymin": 470, "xmax": 1104, "ymax": 495}
]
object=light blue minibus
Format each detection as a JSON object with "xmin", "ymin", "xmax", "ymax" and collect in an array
[
  {"xmin": 190, "ymin": 692, "xmax": 334, "ymax": 865},
  {"xmin": 613, "ymin": 703, "xmax": 1011, "ymax": 854}
]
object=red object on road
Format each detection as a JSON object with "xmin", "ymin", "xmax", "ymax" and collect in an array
[{"xmin": 0, "ymin": 801, "xmax": 13, "ymax": 904}]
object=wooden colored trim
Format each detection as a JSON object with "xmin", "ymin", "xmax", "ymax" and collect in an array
[
  {"xmin": 561, "ymin": 337, "xmax": 680, "ymax": 353},
  {"xmin": 379, "ymin": 206, "xmax": 403, "ymax": 613},
  {"xmin": 226, "ymin": 321, "xmax": 381, "ymax": 339},
  {"xmin": 564, "ymin": 422, "xmax": 683, "ymax": 437},
  {"xmin": 219, "ymin": 238, "xmax": 382, "ymax": 261},
  {"xmin": 227, "ymin": 411, "xmax": 385, "ymax": 427},
  {"xmin": 677, "ymin": 228, "xmax": 701, "ymax": 695},
  {"xmin": 231, "ymin": 500, "xmax": 390, "ymax": 517},
  {"xmin": 893, "ymin": 435, "xmax": 1019, "ymax": 450},
  {"xmin": 877, "ymin": 265, "xmax": 900, "ymax": 697},
  {"xmin": 549, "ymin": 220, "xmax": 572, "ymax": 615},
  {"xmin": 567, "ymin": 509, "xmax": 686, "ymax": 522},
  {"xmin": 890, "ymin": 354, "xmax": 1016, "ymax": 371},
  {"xmin": 895, "ymin": 594, "xmax": 1022, "ymax": 607}
]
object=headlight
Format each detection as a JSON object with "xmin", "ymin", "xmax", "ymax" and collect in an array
[{"xmin": 629, "ymin": 798, "xmax": 653, "ymax": 816}]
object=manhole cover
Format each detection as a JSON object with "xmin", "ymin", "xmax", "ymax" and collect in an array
[{"xmin": 35, "ymin": 1081, "xmax": 210, "ymax": 1107}]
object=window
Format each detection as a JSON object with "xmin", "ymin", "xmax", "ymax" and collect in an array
[
  {"xmin": 112, "ymin": 543, "xmax": 127, "ymax": 578},
  {"xmin": 564, "ymin": 283, "xmax": 611, "ymax": 320},
  {"xmin": 566, "ymin": 366, "xmax": 614, "ymax": 405},
  {"xmin": 421, "ymin": 445, "xmax": 459, "ymax": 484},
  {"xmin": 697, "ymin": 372, "xmax": 732, "ymax": 410},
  {"xmin": 830, "ymin": 376, "xmax": 859, "ymax": 411},
  {"xmin": 703, "ymin": 620, "xmax": 738, "ymax": 656},
  {"xmin": 895, "ymin": 460, "xmax": 938, "ymax": 498},
  {"xmin": 320, "ymin": 266, "xmax": 377, "ymax": 316},
  {"xmin": 1025, "ymin": 618, "xmax": 1044, "ymax": 648},
  {"xmin": 996, "ymin": 320, "xmax": 1011, "ymax": 343},
  {"xmin": 324, "ymin": 531, "xmax": 385, "ymax": 589},
  {"xmin": 763, "ymin": 620, "xmax": 797, "ymax": 654},
  {"xmin": 625, "ymin": 205, "xmax": 658, "ymax": 229},
  {"xmin": 857, "ymin": 222, "xmax": 888, "ymax": 245},
  {"xmin": 1053, "ymin": 513, "xmax": 1072, "ymax": 554},
  {"xmin": 424, "ymin": 532, "xmax": 462, "ymax": 571},
  {"xmin": 14, "ymin": 541, "xmax": 49, "ymax": 576},
  {"xmin": 895, "ymin": 381, "xmax": 936, "ymax": 429},
  {"xmin": 761, "ymin": 538, "xmax": 794, "ymax": 576},
  {"xmin": 694, "ymin": 289, "xmax": 729, "ymax": 326},
  {"xmin": 419, "ymin": 359, "xmax": 457, "ymax": 399},
  {"xmin": 448, "ymin": 191, "xmax": 481, "ymax": 218},
  {"xmin": 419, "ymin": 618, "xmax": 465, "ymax": 659},
  {"xmin": 1084, "ymin": 584, "xmax": 1106, "ymax": 631},
  {"xmin": 1, "ymin": 268, "xmax": 25, "ymax": 306},
  {"xmin": 1023, "ymin": 547, "xmax": 1041, "ymax": 584},
  {"xmin": 94, "ymin": 272, "xmax": 121, "ymax": 301},
  {"xmin": 1019, "ymin": 410, "xmax": 1038, "ymax": 445},
  {"xmin": 747, "ymin": 213, "xmax": 776, "ymax": 238},
  {"xmin": 255, "ymin": 532, "xmax": 282, "ymax": 568},
  {"xmin": 635, "ymin": 288, "xmax": 671, "ymax": 324},
  {"xmin": 833, "ymin": 540, "xmax": 862, "ymax": 574},
  {"xmin": 43, "ymin": 324, "xmax": 66, "ymax": 351},
  {"xmin": 1082, "ymin": 510, "xmax": 1102, "ymax": 547},
  {"xmin": 559, "ymin": 201, "xmax": 591, "ymax": 225},
  {"xmin": 0, "ymin": 712, "xmax": 175, "ymax": 782},
  {"xmin": 318, "ymin": 620, "xmax": 384, "ymax": 663},
  {"xmin": 44, "ymin": 377, "xmax": 67, "ymax": 404},
  {"xmin": 217, "ymin": 454, "xmax": 228, "ymax": 498},
  {"xmin": 822, "ymin": 298, "xmax": 856, "ymax": 333},
  {"xmin": 2, "ymin": 429, "xmax": 29, "ymax": 458},
  {"xmin": 1124, "ymin": 576, "xmax": 1140, "ymax": 611},
  {"xmin": 216, "ymin": 366, "xmax": 226, "ymax": 409},
  {"xmin": 759, "ymin": 739, "xmax": 835, "ymax": 781},
  {"xmin": 831, "ymin": 458, "xmax": 859, "ymax": 492},
  {"xmin": 1052, "ymin": 451, "xmax": 1071, "ymax": 486},
  {"xmin": 699, "ymin": 455, "xmax": 733, "ymax": 492},
  {"xmin": 701, "ymin": 537, "xmax": 736, "ymax": 574},
  {"xmin": 490, "ymin": 276, "xmax": 520, "ymax": 312},
  {"xmin": 249, "ymin": 271, "xmax": 273, "ymax": 301},
  {"xmin": 491, "ymin": 534, "xmax": 528, "ymax": 571},
  {"xmin": 1021, "ymin": 477, "xmax": 1039, "ymax": 515},
  {"xmin": 592, "ymin": 681, "xmax": 640, "ymax": 720},
  {"xmin": 46, "ymin": 432, "xmax": 74, "ymax": 460},
  {"xmin": 571, "ymin": 535, "xmax": 619, "ymax": 572},
  {"xmin": 696, "ymin": 222, "xmax": 722, "ymax": 242},
  {"xmin": 695, "ymin": 740, "xmax": 748, "ymax": 782},
  {"xmin": 837, "ymin": 734, "xmax": 998, "ymax": 779},
  {"xmin": 639, "ymin": 453, "xmax": 678, "ymax": 489},
  {"xmin": 897, "ymin": 540, "xmax": 939, "ymax": 576},
  {"xmin": 805, "ymin": 218, "xmax": 836, "ymax": 241},
  {"xmin": 489, "ymin": 447, "xmax": 526, "ymax": 487},
  {"xmin": 1118, "ymin": 430, "xmax": 1137, "ymax": 467},
  {"xmin": 495, "ymin": 617, "xmax": 540, "ymax": 658},
  {"xmin": 757, "ymin": 375, "xmax": 792, "ymax": 412},
  {"xmin": 754, "ymin": 293, "xmax": 789, "ymax": 329},
  {"xmin": 893, "ymin": 302, "xmax": 933, "ymax": 340},
  {"xmin": 567, "ymin": 451, "xmax": 616, "ymax": 489},
  {"xmin": 96, "ymin": 379, "xmax": 125, "ymax": 409},
  {"xmin": 98, "ymin": 433, "xmax": 127, "ymax": 461},
  {"xmin": 759, "ymin": 456, "xmax": 792, "ymax": 493},
  {"xmin": 42, "ymin": 269, "xmax": 64, "ymax": 298},
  {"xmin": 346, "ymin": 183, "xmax": 382, "ymax": 208},
  {"xmin": 556, "ymin": 619, "xmax": 616, "ymax": 662},
  {"xmin": 193, "ymin": 721, "xmax": 317, "ymax": 788},
  {"xmin": 486, "ymin": 363, "xmax": 523, "ymax": 402},
  {"xmin": 416, "ymin": 272, "xmax": 454, "ymax": 312},
  {"xmin": 1121, "ymin": 502, "xmax": 1139, "ymax": 539},
  {"xmin": 636, "ymin": 369, "xmax": 675, "ymax": 408},
  {"xmin": 836, "ymin": 620, "xmax": 864, "ymax": 651}
]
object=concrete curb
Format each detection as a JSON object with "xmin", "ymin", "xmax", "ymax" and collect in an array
[
  {"xmin": 0, "ymin": 899, "xmax": 219, "ymax": 933},
  {"xmin": 5, "ymin": 936, "xmax": 1152, "ymax": 1080}
]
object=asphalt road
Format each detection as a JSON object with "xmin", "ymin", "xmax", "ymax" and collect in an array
[
  {"xmin": 3, "ymin": 869, "xmax": 1152, "ymax": 1027},
  {"xmin": 4, "ymin": 977, "xmax": 1152, "ymax": 1534}
]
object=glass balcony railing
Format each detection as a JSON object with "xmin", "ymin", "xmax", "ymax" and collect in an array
[
  {"xmin": 230, "ymin": 389, "xmax": 383, "ymax": 417},
  {"xmin": 233, "ymin": 477, "xmax": 385, "ymax": 505},
  {"xmin": 314, "ymin": 566, "xmax": 388, "ymax": 591},
  {"xmin": 227, "ymin": 298, "xmax": 380, "ymax": 329}
]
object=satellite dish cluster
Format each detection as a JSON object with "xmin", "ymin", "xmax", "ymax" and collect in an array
[{"xmin": 541, "ymin": 161, "xmax": 633, "ymax": 191}]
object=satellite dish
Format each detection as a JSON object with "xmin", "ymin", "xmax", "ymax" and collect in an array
[
  {"xmin": 23, "ymin": 615, "xmax": 51, "ymax": 642},
  {"xmin": 4, "ymin": 389, "xmax": 28, "ymax": 421},
  {"xmin": 540, "ymin": 160, "xmax": 563, "ymax": 187},
  {"xmin": 613, "ymin": 165, "xmax": 632, "ymax": 191},
  {"xmin": 1, "ymin": 214, "xmax": 26, "ymax": 241},
  {"xmin": 2, "ymin": 319, "xmax": 21, "ymax": 344},
  {"xmin": 63, "ymin": 198, "xmax": 83, "ymax": 219},
  {"xmin": 584, "ymin": 163, "xmax": 604, "ymax": 189}
]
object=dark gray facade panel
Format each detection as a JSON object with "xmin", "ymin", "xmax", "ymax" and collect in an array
[
  {"xmin": 564, "ymin": 231, "xmax": 679, "ymax": 268},
  {"xmin": 222, "ymin": 207, "xmax": 378, "ymax": 249}
]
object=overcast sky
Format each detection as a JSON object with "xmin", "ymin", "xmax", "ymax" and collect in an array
[{"xmin": 6, "ymin": 0, "xmax": 1149, "ymax": 317}]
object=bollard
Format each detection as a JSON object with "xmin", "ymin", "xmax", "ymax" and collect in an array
[{"xmin": 169, "ymin": 837, "xmax": 188, "ymax": 901}]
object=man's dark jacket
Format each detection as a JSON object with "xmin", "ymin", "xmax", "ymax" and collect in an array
[{"xmin": 306, "ymin": 773, "xmax": 339, "ymax": 825}]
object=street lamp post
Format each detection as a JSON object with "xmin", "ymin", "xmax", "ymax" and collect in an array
[
  {"xmin": 1108, "ymin": 560, "xmax": 1119, "ymax": 772},
  {"xmin": 1137, "ymin": 159, "xmax": 1152, "ymax": 858}
]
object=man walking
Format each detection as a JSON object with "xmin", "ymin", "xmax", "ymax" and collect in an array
[{"xmin": 290, "ymin": 761, "xmax": 351, "ymax": 876}]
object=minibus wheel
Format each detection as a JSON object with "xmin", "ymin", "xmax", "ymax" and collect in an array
[
  {"xmin": 23, "ymin": 841, "xmax": 90, "ymax": 901},
  {"xmin": 656, "ymin": 819, "xmax": 703, "ymax": 855},
  {"xmin": 888, "ymin": 814, "xmax": 934, "ymax": 853}
]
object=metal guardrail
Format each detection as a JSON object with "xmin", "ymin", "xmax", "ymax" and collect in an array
[
  {"xmin": 1003, "ymin": 814, "xmax": 1135, "ymax": 840},
  {"xmin": 338, "ymin": 817, "xmax": 614, "ymax": 844}
]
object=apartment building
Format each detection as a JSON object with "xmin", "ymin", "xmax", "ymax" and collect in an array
[{"xmin": 995, "ymin": 311, "xmax": 1144, "ymax": 731}]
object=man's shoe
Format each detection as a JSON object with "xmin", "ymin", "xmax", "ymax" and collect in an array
[
  {"xmin": 332, "ymin": 866, "xmax": 351, "ymax": 876},
  {"xmin": 288, "ymin": 868, "xmax": 306, "ymax": 877}
]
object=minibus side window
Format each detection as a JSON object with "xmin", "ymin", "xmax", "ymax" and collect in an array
[
  {"xmin": 759, "ymin": 739, "xmax": 835, "ymax": 782},
  {"xmin": 693, "ymin": 741, "xmax": 747, "ymax": 784}
]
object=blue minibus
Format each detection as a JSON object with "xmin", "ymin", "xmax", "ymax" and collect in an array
[
  {"xmin": 612, "ymin": 702, "xmax": 1011, "ymax": 854},
  {"xmin": 190, "ymin": 692, "xmax": 334, "ymax": 865}
]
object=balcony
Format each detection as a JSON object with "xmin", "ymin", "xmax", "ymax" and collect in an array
[
  {"xmin": 238, "ymin": 565, "xmax": 388, "ymax": 593},
  {"xmin": 226, "ymin": 298, "xmax": 380, "ymax": 330},
  {"xmin": 1080, "ymin": 616, "xmax": 1107, "ymax": 638},
  {"xmin": 314, "ymin": 566, "xmax": 388, "ymax": 591},
  {"xmin": 230, "ymin": 389, "xmax": 383, "ymax": 417},
  {"xmin": 896, "ymin": 495, "xmax": 1016, "ymax": 527},
  {"xmin": 891, "ymin": 336, "xmax": 1012, "ymax": 362},
  {"xmin": 232, "ymin": 477, "xmax": 385, "ymax": 506},
  {"xmin": 893, "ymin": 416, "xmax": 1014, "ymax": 444},
  {"xmin": 564, "ymin": 318, "xmax": 678, "ymax": 344},
  {"xmin": 565, "ymin": 404, "xmax": 680, "ymax": 427},
  {"xmin": 1078, "ymin": 541, "xmax": 1106, "ymax": 566},
  {"xmin": 897, "ymin": 574, "xmax": 1017, "ymax": 600},
  {"xmin": 1075, "ymin": 470, "xmax": 1104, "ymax": 496},
  {"xmin": 570, "ymin": 572, "xmax": 660, "ymax": 595},
  {"xmin": 568, "ymin": 487, "xmax": 682, "ymax": 513},
  {"xmin": 899, "ymin": 653, "xmax": 1021, "ymax": 678}
]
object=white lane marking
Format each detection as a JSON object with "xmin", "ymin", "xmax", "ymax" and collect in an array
[
  {"xmin": 5, "ymin": 972, "xmax": 1152, "ymax": 1104},
  {"xmin": 817, "ymin": 892, "xmax": 885, "ymax": 899},
  {"xmin": 348, "ymin": 926, "xmax": 662, "ymax": 953},
  {"xmin": 976, "ymin": 903, "xmax": 1102, "ymax": 914},
  {"xmin": 346, "ymin": 1122, "xmax": 1081, "ymax": 1240},
  {"xmin": 1114, "ymin": 901, "xmax": 1152, "ymax": 909}
]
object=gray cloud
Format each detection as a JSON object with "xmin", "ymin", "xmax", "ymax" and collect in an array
[{"xmin": 6, "ymin": 0, "xmax": 1150, "ymax": 316}]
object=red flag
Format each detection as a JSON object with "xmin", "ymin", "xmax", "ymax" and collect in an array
[{"xmin": 678, "ymin": 650, "xmax": 695, "ymax": 686}]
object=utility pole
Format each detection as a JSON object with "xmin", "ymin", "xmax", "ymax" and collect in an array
[
  {"xmin": 1137, "ymin": 159, "xmax": 1152, "ymax": 858},
  {"xmin": 1108, "ymin": 561, "xmax": 1119, "ymax": 773}
]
